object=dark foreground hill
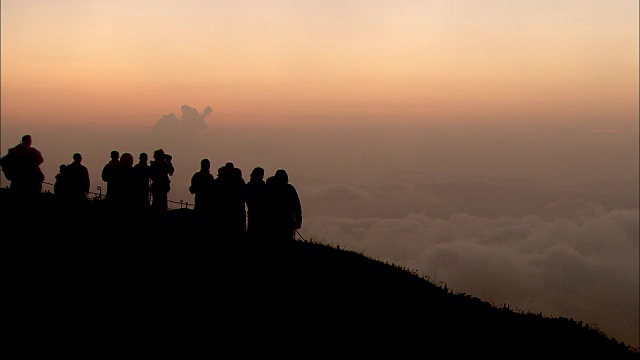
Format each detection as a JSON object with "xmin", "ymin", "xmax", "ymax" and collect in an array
[{"xmin": 2, "ymin": 190, "xmax": 638, "ymax": 358}]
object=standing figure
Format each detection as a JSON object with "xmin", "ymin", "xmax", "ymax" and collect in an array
[
  {"xmin": 246, "ymin": 167, "xmax": 268, "ymax": 241},
  {"xmin": 101, "ymin": 150, "xmax": 120, "ymax": 205},
  {"xmin": 0, "ymin": 134, "xmax": 45, "ymax": 198},
  {"xmin": 65, "ymin": 153, "xmax": 91, "ymax": 208},
  {"xmin": 189, "ymin": 158, "xmax": 216, "ymax": 216},
  {"xmin": 54, "ymin": 164, "xmax": 69, "ymax": 203},
  {"xmin": 149, "ymin": 149, "xmax": 174, "ymax": 211},
  {"xmin": 132, "ymin": 152, "xmax": 151, "ymax": 210},
  {"xmin": 113, "ymin": 152, "xmax": 136, "ymax": 210},
  {"xmin": 265, "ymin": 169, "xmax": 302, "ymax": 243},
  {"xmin": 215, "ymin": 162, "xmax": 246, "ymax": 239}
]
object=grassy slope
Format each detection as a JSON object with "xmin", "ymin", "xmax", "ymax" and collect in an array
[{"xmin": 2, "ymin": 190, "xmax": 638, "ymax": 357}]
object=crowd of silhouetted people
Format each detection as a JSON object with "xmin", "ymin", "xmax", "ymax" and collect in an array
[{"xmin": 1, "ymin": 134, "xmax": 302, "ymax": 242}]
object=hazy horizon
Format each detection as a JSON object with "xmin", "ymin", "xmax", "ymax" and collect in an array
[{"xmin": 1, "ymin": 0, "xmax": 638, "ymax": 348}]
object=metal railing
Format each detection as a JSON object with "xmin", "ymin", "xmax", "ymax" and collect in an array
[{"xmin": 41, "ymin": 181, "xmax": 192, "ymax": 210}]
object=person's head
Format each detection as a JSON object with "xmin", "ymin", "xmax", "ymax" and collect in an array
[
  {"xmin": 73, "ymin": 153, "xmax": 82, "ymax": 162},
  {"xmin": 139, "ymin": 152, "xmax": 148, "ymax": 163},
  {"xmin": 275, "ymin": 169, "xmax": 289, "ymax": 183},
  {"xmin": 59, "ymin": 164, "xmax": 67, "ymax": 172},
  {"xmin": 110, "ymin": 150, "xmax": 119, "ymax": 160},
  {"xmin": 121, "ymin": 153, "xmax": 134, "ymax": 167},
  {"xmin": 233, "ymin": 167, "xmax": 242, "ymax": 178},
  {"xmin": 153, "ymin": 149, "xmax": 165, "ymax": 160},
  {"xmin": 21, "ymin": 135, "xmax": 32, "ymax": 146},
  {"xmin": 251, "ymin": 167, "xmax": 264, "ymax": 180},
  {"xmin": 201, "ymin": 159, "xmax": 210, "ymax": 171}
]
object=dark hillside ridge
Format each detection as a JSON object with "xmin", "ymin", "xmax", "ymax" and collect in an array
[{"xmin": 2, "ymin": 189, "xmax": 638, "ymax": 357}]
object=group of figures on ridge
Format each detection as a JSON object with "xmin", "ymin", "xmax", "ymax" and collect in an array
[{"xmin": 1, "ymin": 134, "xmax": 303, "ymax": 242}]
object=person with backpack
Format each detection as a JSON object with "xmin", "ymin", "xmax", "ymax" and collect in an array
[{"xmin": 0, "ymin": 134, "xmax": 45, "ymax": 198}]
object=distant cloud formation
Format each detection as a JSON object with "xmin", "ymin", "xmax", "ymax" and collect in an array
[{"xmin": 149, "ymin": 105, "xmax": 212, "ymax": 137}]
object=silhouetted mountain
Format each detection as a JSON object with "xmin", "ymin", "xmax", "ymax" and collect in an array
[{"xmin": 2, "ymin": 189, "xmax": 638, "ymax": 357}]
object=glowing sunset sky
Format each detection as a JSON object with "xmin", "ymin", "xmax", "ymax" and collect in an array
[{"xmin": 1, "ymin": 0, "xmax": 638, "ymax": 128}]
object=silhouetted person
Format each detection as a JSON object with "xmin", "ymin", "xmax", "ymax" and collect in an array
[
  {"xmin": 233, "ymin": 167, "xmax": 247, "ymax": 238},
  {"xmin": 54, "ymin": 164, "xmax": 69, "ymax": 202},
  {"xmin": 132, "ymin": 152, "xmax": 151, "ymax": 210},
  {"xmin": 215, "ymin": 162, "xmax": 246, "ymax": 239},
  {"xmin": 113, "ymin": 152, "xmax": 136, "ymax": 210},
  {"xmin": 149, "ymin": 149, "xmax": 174, "ymax": 211},
  {"xmin": 101, "ymin": 150, "xmax": 120, "ymax": 206},
  {"xmin": 189, "ymin": 158, "xmax": 216, "ymax": 216},
  {"xmin": 246, "ymin": 166, "xmax": 268, "ymax": 241},
  {"xmin": 65, "ymin": 153, "xmax": 90, "ymax": 208},
  {"xmin": 265, "ymin": 169, "xmax": 302, "ymax": 243},
  {"xmin": 0, "ymin": 134, "xmax": 45, "ymax": 198}
]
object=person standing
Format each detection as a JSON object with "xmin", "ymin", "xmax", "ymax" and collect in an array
[
  {"xmin": 189, "ymin": 158, "xmax": 216, "ymax": 216},
  {"xmin": 265, "ymin": 169, "xmax": 302, "ymax": 243},
  {"xmin": 149, "ymin": 149, "xmax": 174, "ymax": 211},
  {"xmin": 215, "ymin": 162, "xmax": 246, "ymax": 239},
  {"xmin": 246, "ymin": 167, "xmax": 268, "ymax": 241},
  {"xmin": 132, "ymin": 152, "xmax": 151, "ymax": 210},
  {"xmin": 113, "ymin": 152, "xmax": 136, "ymax": 210},
  {"xmin": 54, "ymin": 164, "xmax": 69, "ymax": 203},
  {"xmin": 101, "ymin": 150, "xmax": 120, "ymax": 205},
  {"xmin": 65, "ymin": 153, "xmax": 90, "ymax": 208},
  {"xmin": 0, "ymin": 134, "xmax": 45, "ymax": 198}
]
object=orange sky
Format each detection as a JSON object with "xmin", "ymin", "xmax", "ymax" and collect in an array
[{"xmin": 1, "ymin": 0, "xmax": 638, "ymax": 129}]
